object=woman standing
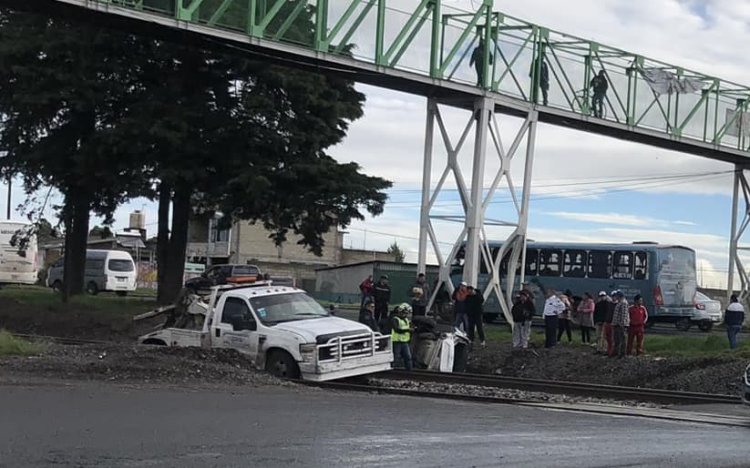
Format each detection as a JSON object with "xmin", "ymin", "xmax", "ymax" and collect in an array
[
  {"xmin": 578, "ymin": 292, "xmax": 595, "ymax": 344},
  {"xmin": 557, "ymin": 292, "xmax": 573, "ymax": 343}
]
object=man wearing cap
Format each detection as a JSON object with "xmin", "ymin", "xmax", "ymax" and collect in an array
[
  {"xmin": 373, "ymin": 275, "xmax": 391, "ymax": 325},
  {"xmin": 593, "ymin": 291, "xmax": 610, "ymax": 353},
  {"xmin": 543, "ymin": 289, "xmax": 566, "ymax": 348},
  {"xmin": 452, "ymin": 282, "xmax": 469, "ymax": 331},
  {"xmin": 611, "ymin": 291, "xmax": 630, "ymax": 358},
  {"xmin": 410, "ymin": 273, "xmax": 431, "ymax": 317}
]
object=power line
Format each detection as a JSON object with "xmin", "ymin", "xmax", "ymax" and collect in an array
[{"xmin": 384, "ymin": 171, "xmax": 730, "ymax": 209}]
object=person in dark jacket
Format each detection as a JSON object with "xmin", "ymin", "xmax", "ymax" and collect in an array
[
  {"xmin": 409, "ymin": 273, "xmax": 431, "ymax": 317},
  {"xmin": 465, "ymin": 286, "xmax": 486, "ymax": 347},
  {"xmin": 593, "ymin": 291, "xmax": 609, "ymax": 353},
  {"xmin": 511, "ymin": 290, "xmax": 535, "ymax": 348},
  {"xmin": 604, "ymin": 291, "xmax": 617, "ymax": 357},
  {"xmin": 725, "ymin": 294, "xmax": 745, "ymax": 349},
  {"xmin": 359, "ymin": 299, "xmax": 379, "ymax": 332},
  {"xmin": 372, "ymin": 275, "xmax": 391, "ymax": 324}
]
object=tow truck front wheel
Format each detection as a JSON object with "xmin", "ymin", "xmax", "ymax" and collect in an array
[{"xmin": 265, "ymin": 350, "xmax": 300, "ymax": 379}]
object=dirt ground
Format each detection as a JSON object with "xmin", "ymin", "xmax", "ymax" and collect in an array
[
  {"xmin": 0, "ymin": 343, "xmax": 289, "ymax": 387},
  {"xmin": 1, "ymin": 290, "xmax": 747, "ymax": 395},
  {"xmin": 467, "ymin": 341, "xmax": 748, "ymax": 396},
  {"xmin": 0, "ymin": 294, "xmax": 161, "ymax": 342}
]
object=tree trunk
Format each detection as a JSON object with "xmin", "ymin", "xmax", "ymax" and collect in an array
[
  {"xmin": 160, "ymin": 182, "xmax": 191, "ymax": 305},
  {"xmin": 156, "ymin": 181, "xmax": 171, "ymax": 304},
  {"xmin": 62, "ymin": 189, "xmax": 90, "ymax": 301}
]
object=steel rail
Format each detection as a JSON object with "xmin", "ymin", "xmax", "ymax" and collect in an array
[
  {"xmin": 379, "ymin": 369, "xmax": 742, "ymax": 405},
  {"xmin": 299, "ymin": 378, "xmax": 749, "ymax": 428}
]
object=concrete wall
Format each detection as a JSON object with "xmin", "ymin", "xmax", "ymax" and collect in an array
[
  {"xmin": 230, "ymin": 221, "xmax": 342, "ymax": 266},
  {"xmin": 315, "ymin": 263, "xmax": 375, "ymax": 305},
  {"xmin": 340, "ymin": 249, "xmax": 395, "ymax": 265}
]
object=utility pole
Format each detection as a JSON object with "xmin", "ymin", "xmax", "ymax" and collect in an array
[{"xmin": 5, "ymin": 176, "xmax": 10, "ymax": 220}]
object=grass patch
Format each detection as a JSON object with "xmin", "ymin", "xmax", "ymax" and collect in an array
[
  {"xmin": 0, "ymin": 329, "xmax": 43, "ymax": 356},
  {"xmin": 644, "ymin": 333, "xmax": 750, "ymax": 358},
  {"xmin": 0, "ymin": 285, "xmax": 158, "ymax": 339}
]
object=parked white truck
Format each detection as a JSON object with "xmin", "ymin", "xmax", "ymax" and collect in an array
[{"xmin": 137, "ymin": 281, "xmax": 393, "ymax": 381}]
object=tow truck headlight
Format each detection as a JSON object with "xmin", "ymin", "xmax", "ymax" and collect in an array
[{"xmin": 300, "ymin": 343, "xmax": 316, "ymax": 361}]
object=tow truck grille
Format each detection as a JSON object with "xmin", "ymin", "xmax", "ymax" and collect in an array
[{"xmin": 317, "ymin": 333, "xmax": 390, "ymax": 363}]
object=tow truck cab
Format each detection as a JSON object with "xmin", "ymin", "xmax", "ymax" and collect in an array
[{"xmin": 139, "ymin": 284, "xmax": 393, "ymax": 381}]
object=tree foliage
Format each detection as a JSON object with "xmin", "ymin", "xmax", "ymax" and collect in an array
[
  {"xmin": 0, "ymin": 5, "xmax": 391, "ymax": 304},
  {"xmin": 387, "ymin": 242, "xmax": 406, "ymax": 263}
]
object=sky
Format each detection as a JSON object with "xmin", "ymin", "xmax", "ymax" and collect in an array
[{"xmin": 0, "ymin": 0, "xmax": 746, "ymax": 289}]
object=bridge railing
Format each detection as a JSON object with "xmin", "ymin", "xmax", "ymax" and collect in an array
[{"xmin": 97, "ymin": 0, "xmax": 750, "ymax": 153}]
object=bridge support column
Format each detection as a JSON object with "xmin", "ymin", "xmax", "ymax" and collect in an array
[
  {"xmin": 728, "ymin": 165, "xmax": 750, "ymax": 305},
  {"xmin": 417, "ymin": 97, "xmax": 538, "ymax": 325}
]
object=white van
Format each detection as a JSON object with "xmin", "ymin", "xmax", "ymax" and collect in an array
[
  {"xmin": 47, "ymin": 249, "xmax": 137, "ymax": 296},
  {"xmin": 0, "ymin": 221, "xmax": 38, "ymax": 286}
]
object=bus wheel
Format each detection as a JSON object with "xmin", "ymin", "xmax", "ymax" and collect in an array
[
  {"xmin": 675, "ymin": 318, "xmax": 692, "ymax": 332},
  {"xmin": 698, "ymin": 321, "xmax": 713, "ymax": 332},
  {"xmin": 86, "ymin": 282, "xmax": 99, "ymax": 296}
]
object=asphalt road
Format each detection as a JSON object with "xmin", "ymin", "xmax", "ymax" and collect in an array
[{"xmin": 1, "ymin": 381, "xmax": 749, "ymax": 468}]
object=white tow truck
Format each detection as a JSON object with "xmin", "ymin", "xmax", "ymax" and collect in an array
[{"xmin": 137, "ymin": 281, "xmax": 392, "ymax": 381}]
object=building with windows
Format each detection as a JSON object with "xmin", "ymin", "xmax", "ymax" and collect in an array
[{"xmin": 186, "ymin": 214, "xmax": 394, "ymax": 290}]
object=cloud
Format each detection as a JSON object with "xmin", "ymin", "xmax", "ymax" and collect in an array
[{"xmin": 543, "ymin": 211, "xmax": 659, "ymax": 227}]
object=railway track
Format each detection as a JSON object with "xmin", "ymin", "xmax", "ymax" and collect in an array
[
  {"xmin": 302, "ymin": 370, "xmax": 748, "ymax": 428},
  {"xmin": 379, "ymin": 369, "xmax": 742, "ymax": 406}
]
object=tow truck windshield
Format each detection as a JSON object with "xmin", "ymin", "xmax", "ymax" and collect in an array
[{"xmin": 249, "ymin": 292, "xmax": 330, "ymax": 325}]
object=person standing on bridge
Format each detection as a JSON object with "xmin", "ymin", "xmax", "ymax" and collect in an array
[
  {"xmin": 627, "ymin": 294, "xmax": 648, "ymax": 356},
  {"xmin": 529, "ymin": 56, "xmax": 550, "ymax": 106},
  {"xmin": 470, "ymin": 38, "xmax": 493, "ymax": 86},
  {"xmin": 543, "ymin": 289, "xmax": 566, "ymax": 348},
  {"xmin": 589, "ymin": 70, "xmax": 608, "ymax": 118},
  {"xmin": 725, "ymin": 294, "xmax": 745, "ymax": 349},
  {"xmin": 611, "ymin": 291, "xmax": 630, "ymax": 358}
]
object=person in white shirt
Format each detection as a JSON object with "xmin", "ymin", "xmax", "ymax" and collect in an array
[{"xmin": 543, "ymin": 289, "xmax": 566, "ymax": 348}]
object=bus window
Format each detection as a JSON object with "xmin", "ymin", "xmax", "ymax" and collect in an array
[
  {"xmin": 563, "ymin": 250, "xmax": 587, "ymax": 278},
  {"xmin": 539, "ymin": 249, "xmax": 561, "ymax": 277},
  {"xmin": 634, "ymin": 251, "xmax": 648, "ymax": 280},
  {"xmin": 613, "ymin": 252, "xmax": 633, "ymax": 279},
  {"xmin": 588, "ymin": 250, "xmax": 612, "ymax": 279},
  {"xmin": 525, "ymin": 249, "xmax": 538, "ymax": 276}
]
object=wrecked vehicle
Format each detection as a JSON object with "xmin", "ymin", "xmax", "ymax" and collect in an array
[{"xmin": 136, "ymin": 281, "xmax": 393, "ymax": 381}]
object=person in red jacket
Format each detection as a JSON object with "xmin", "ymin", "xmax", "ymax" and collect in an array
[{"xmin": 627, "ymin": 294, "xmax": 648, "ymax": 356}]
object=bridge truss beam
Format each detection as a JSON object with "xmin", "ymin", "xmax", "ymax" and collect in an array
[
  {"xmin": 418, "ymin": 97, "xmax": 537, "ymax": 324},
  {"xmin": 728, "ymin": 166, "xmax": 750, "ymax": 305}
]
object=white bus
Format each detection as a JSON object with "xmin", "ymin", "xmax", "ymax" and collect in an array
[{"xmin": 0, "ymin": 221, "xmax": 39, "ymax": 286}]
